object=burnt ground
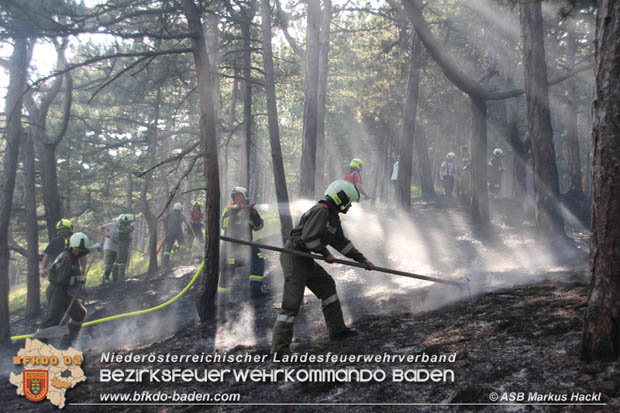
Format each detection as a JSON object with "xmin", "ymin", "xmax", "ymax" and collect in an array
[{"xmin": 2, "ymin": 197, "xmax": 618, "ymax": 412}]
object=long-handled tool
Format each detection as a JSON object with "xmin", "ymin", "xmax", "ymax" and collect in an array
[
  {"xmin": 156, "ymin": 237, "xmax": 166, "ymax": 256},
  {"xmin": 220, "ymin": 236, "xmax": 467, "ymax": 288}
]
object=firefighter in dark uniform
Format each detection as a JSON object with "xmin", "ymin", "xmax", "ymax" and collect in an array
[
  {"xmin": 219, "ymin": 186, "xmax": 265, "ymax": 296},
  {"xmin": 113, "ymin": 214, "xmax": 135, "ymax": 281},
  {"xmin": 41, "ymin": 232, "xmax": 93, "ymax": 348},
  {"xmin": 487, "ymin": 148, "xmax": 504, "ymax": 195},
  {"xmin": 162, "ymin": 203, "xmax": 189, "ymax": 267},
  {"xmin": 271, "ymin": 179, "xmax": 375, "ymax": 354}
]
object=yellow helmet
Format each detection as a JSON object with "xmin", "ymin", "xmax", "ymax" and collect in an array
[
  {"xmin": 56, "ymin": 219, "xmax": 73, "ymax": 233},
  {"xmin": 350, "ymin": 158, "xmax": 363, "ymax": 170},
  {"xmin": 325, "ymin": 179, "xmax": 360, "ymax": 213}
]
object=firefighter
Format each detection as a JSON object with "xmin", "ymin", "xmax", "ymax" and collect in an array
[
  {"xmin": 440, "ymin": 152, "xmax": 457, "ymax": 196},
  {"xmin": 219, "ymin": 186, "xmax": 265, "ymax": 296},
  {"xmin": 98, "ymin": 216, "xmax": 121, "ymax": 283},
  {"xmin": 271, "ymin": 179, "xmax": 375, "ymax": 354},
  {"xmin": 41, "ymin": 232, "xmax": 92, "ymax": 349},
  {"xmin": 188, "ymin": 201, "xmax": 205, "ymax": 249},
  {"xmin": 162, "ymin": 203, "xmax": 190, "ymax": 267},
  {"xmin": 112, "ymin": 214, "xmax": 135, "ymax": 282},
  {"xmin": 344, "ymin": 158, "xmax": 370, "ymax": 200},
  {"xmin": 487, "ymin": 148, "xmax": 504, "ymax": 195},
  {"xmin": 456, "ymin": 145, "xmax": 471, "ymax": 203},
  {"xmin": 41, "ymin": 219, "xmax": 76, "ymax": 278}
]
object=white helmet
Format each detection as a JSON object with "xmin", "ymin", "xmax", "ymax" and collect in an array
[
  {"xmin": 493, "ymin": 148, "xmax": 504, "ymax": 157},
  {"xmin": 447, "ymin": 152, "xmax": 456, "ymax": 160},
  {"xmin": 118, "ymin": 213, "xmax": 135, "ymax": 223},
  {"xmin": 173, "ymin": 203, "xmax": 183, "ymax": 211},
  {"xmin": 325, "ymin": 179, "xmax": 360, "ymax": 213},
  {"xmin": 69, "ymin": 232, "xmax": 90, "ymax": 250},
  {"xmin": 231, "ymin": 186, "xmax": 249, "ymax": 201}
]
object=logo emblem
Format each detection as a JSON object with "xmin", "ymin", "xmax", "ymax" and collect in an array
[{"xmin": 23, "ymin": 370, "xmax": 48, "ymax": 402}]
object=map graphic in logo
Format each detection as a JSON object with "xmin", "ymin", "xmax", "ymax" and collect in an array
[
  {"xmin": 24, "ymin": 370, "xmax": 49, "ymax": 402},
  {"xmin": 9, "ymin": 339, "xmax": 86, "ymax": 409}
]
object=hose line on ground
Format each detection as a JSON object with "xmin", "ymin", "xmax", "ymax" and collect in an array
[{"xmin": 10, "ymin": 260, "xmax": 204, "ymax": 341}]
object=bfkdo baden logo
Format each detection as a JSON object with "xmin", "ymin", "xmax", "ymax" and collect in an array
[
  {"xmin": 9, "ymin": 339, "xmax": 86, "ymax": 409},
  {"xmin": 23, "ymin": 370, "xmax": 49, "ymax": 402}
]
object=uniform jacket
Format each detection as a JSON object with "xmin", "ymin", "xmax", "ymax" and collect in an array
[
  {"xmin": 48, "ymin": 250, "xmax": 81, "ymax": 287},
  {"xmin": 165, "ymin": 210, "xmax": 185, "ymax": 235},
  {"xmin": 288, "ymin": 200, "xmax": 367, "ymax": 263},
  {"xmin": 221, "ymin": 203, "xmax": 264, "ymax": 241},
  {"xmin": 487, "ymin": 156, "xmax": 503, "ymax": 185}
]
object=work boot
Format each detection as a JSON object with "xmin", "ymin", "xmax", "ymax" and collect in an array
[
  {"xmin": 102, "ymin": 275, "xmax": 111, "ymax": 284},
  {"xmin": 330, "ymin": 327, "xmax": 358, "ymax": 341}
]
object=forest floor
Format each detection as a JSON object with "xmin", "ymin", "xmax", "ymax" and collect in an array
[{"xmin": 2, "ymin": 196, "xmax": 617, "ymax": 412}]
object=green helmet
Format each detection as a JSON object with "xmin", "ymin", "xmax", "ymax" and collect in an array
[
  {"xmin": 447, "ymin": 152, "xmax": 456, "ymax": 160},
  {"xmin": 69, "ymin": 232, "xmax": 90, "ymax": 250},
  {"xmin": 325, "ymin": 179, "xmax": 360, "ymax": 213},
  {"xmin": 231, "ymin": 186, "xmax": 248, "ymax": 201},
  {"xmin": 56, "ymin": 219, "xmax": 73, "ymax": 233},
  {"xmin": 493, "ymin": 148, "xmax": 504, "ymax": 157},
  {"xmin": 350, "ymin": 158, "xmax": 363, "ymax": 170},
  {"xmin": 173, "ymin": 203, "xmax": 183, "ymax": 211}
]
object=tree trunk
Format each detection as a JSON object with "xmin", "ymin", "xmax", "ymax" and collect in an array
[
  {"xmin": 415, "ymin": 124, "xmax": 434, "ymax": 199},
  {"xmin": 397, "ymin": 29, "xmax": 422, "ymax": 207},
  {"xmin": 0, "ymin": 37, "xmax": 29, "ymax": 343},
  {"xmin": 565, "ymin": 31, "xmax": 583, "ymax": 199},
  {"xmin": 23, "ymin": 131, "xmax": 41, "ymax": 319},
  {"xmin": 299, "ymin": 0, "xmax": 321, "ymax": 199},
  {"xmin": 241, "ymin": 4, "xmax": 255, "ymax": 188},
  {"xmin": 125, "ymin": 172, "xmax": 133, "ymax": 210},
  {"xmin": 181, "ymin": 0, "xmax": 221, "ymax": 324},
  {"xmin": 24, "ymin": 43, "xmax": 71, "ymax": 241},
  {"xmin": 260, "ymin": 0, "xmax": 293, "ymax": 243},
  {"xmin": 503, "ymin": 70, "xmax": 528, "ymax": 200},
  {"xmin": 581, "ymin": 0, "xmax": 620, "ymax": 362},
  {"xmin": 470, "ymin": 97, "xmax": 489, "ymax": 225},
  {"xmin": 315, "ymin": 0, "xmax": 331, "ymax": 194},
  {"xmin": 141, "ymin": 87, "xmax": 162, "ymax": 276},
  {"xmin": 38, "ymin": 145, "xmax": 63, "ymax": 241},
  {"xmin": 520, "ymin": 1, "xmax": 564, "ymax": 238}
]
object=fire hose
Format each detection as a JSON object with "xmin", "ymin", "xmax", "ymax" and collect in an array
[{"xmin": 10, "ymin": 261, "xmax": 205, "ymax": 341}]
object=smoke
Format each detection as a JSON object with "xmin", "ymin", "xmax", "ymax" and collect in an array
[
  {"xmin": 335, "ymin": 202, "xmax": 587, "ymax": 323},
  {"xmin": 214, "ymin": 303, "xmax": 257, "ymax": 349}
]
